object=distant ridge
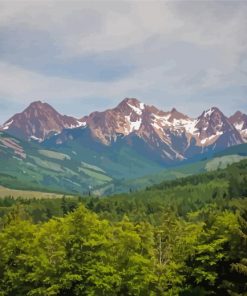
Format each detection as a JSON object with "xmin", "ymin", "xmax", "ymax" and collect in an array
[{"xmin": 1, "ymin": 98, "xmax": 245, "ymax": 164}]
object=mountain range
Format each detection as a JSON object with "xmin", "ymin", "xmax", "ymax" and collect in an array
[{"xmin": 0, "ymin": 98, "xmax": 246, "ymax": 194}]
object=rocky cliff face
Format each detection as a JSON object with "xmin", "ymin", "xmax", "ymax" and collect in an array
[
  {"xmin": 1, "ymin": 98, "xmax": 244, "ymax": 163},
  {"xmin": 79, "ymin": 99, "xmax": 242, "ymax": 161},
  {"xmin": 229, "ymin": 111, "xmax": 247, "ymax": 142},
  {"xmin": 1, "ymin": 101, "xmax": 84, "ymax": 141}
]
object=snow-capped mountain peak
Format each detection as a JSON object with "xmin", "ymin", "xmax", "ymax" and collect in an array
[
  {"xmin": 1, "ymin": 99, "xmax": 245, "ymax": 164},
  {"xmin": 202, "ymin": 106, "xmax": 219, "ymax": 117},
  {"xmin": 194, "ymin": 107, "xmax": 243, "ymax": 146}
]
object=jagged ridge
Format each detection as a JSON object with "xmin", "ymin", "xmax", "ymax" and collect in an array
[{"xmin": 1, "ymin": 98, "xmax": 245, "ymax": 164}]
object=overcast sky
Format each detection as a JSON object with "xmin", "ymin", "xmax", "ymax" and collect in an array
[{"xmin": 0, "ymin": 0, "xmax": 246, "ymax": 123}]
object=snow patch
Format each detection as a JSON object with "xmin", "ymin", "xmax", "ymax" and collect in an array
[
  {"xmin": 183, "ymin": 119, "xmax": 198, "ymax": 135},
  {"xmin": 241, "ymin": 129, "xmax": 247, "ymax": 135},
  {"xmin": 125, "ymin": 115, "xmax": 142, "ymax": 132},
  {"xmin": 201, "ymin": 131, "xmax": 223, "ymax": 144},
  {"xmin": 30, "ymin": 136, "xmax": 42, "ymax": 142},
  {"xmin": 163, "ymin": 150, "xmax": 173, "ymax": 160},
  {"xmin": 240, "ymin": 129, "xmax": 247, "ymax": 142},
  {"xmin": 152, "ymin": 121, "xmax": 163, "ymax": 131},
  {"xmin": 152, "ymin": 114, "xmax": 199, "ymax": 137},
  {"xmin": 204, "ymin": 108, "xmax": 215, "ymax": 117},
  {"xmin": 140, "ymin": 102, "xmax": 145, "ymax": 110},
  {"xmin": 127, "ymin": 103, "xmax": 143, "ymax": 115},
  {"xmin": 153, "ymin": 113, "xmax": 170, "ymax": 121},
  {"xmin": 66, "ymin": 121, "xmax": 86, "ymax": 129},
  {"xmin": 76, "ymin": 120, "xmax": 86, "ymax": 127},
  {"xmin": 2, "ymin": 120, "xmax": 13, "ymax": 130},
  {"xmin": 152, "ymin": 113, "xmax": 171, "ymax": 127},
  {"xmin": 235, "ymin": 121, "xmax": 244, "ymax": 131}
]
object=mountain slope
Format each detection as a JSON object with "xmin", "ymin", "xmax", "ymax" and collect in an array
[
  {"xmin": 0, "ymin": 131, "xmax": 164, "ymax": 195},
  {"xmin": 119, "ymin": 142, "xmax": 247, "ymax": 193},
  {"xmin": 1, "ymin": 98, "xmax": 244, "ymax": 165},
  {"xmin": 0, "ymin": 98, "xmax": 246, "ymax": 195},
  {"xmin": 0, "ymin": 129, "xmax": 246, "ymax": 195},
  {"xmin": 229, "ymin": 111, "xmax": 247, "ymax": 142},
  {"xmin": 0, "ymin": 131, "xmax": 115, "ymax": 194},
  {"xmin": 43, "ymin": 126, "xmax": 164, "ymax": 179},
  {"xmin": 54, "ymin": 98, "xmax": 243, "ymax": 164},
  {"xmin": 1, "ymin": 101, "xmax": 84, "ymax": 141}
]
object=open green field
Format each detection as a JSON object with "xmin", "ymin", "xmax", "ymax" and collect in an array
[{"xmin": 0, "ymin": 186, "xmax": 66, "ymax": 199}]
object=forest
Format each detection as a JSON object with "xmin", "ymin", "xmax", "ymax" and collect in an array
[{"xmin": 0, "ymin": 160, "xmax": 247, "ymax": 295}]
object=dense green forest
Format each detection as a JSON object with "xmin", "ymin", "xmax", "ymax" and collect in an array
[{"xmin": 0, "ymin": 160, "xmax": 247, "ymax": 295}]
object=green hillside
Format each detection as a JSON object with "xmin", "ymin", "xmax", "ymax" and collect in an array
[
  {"xmin": 1, "ymin": 130, "xmax": 247, "ymax": 195},
  {"xmin": 120, "ymin": 144, "xmax": 247, "ymax": 193},
  {"xmin": 0, "ymin": 132, "xmax": 114, "ymax": 194}
]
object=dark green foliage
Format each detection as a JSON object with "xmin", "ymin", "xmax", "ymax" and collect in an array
[{"xmin": 0, "ymin": 159, "xmax": 247, "ymax": 295}]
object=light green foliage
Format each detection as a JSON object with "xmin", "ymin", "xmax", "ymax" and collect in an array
[
  {"xmin": 0, "ymin": 160, "xmax": 247, "ymax": 294},
  {"xmin": 78, "ymin": 167, "xmax": 112, "ymax": 183},
  {"xmin": 188, "ymin": 208, "xmax": 239, "ymax": 285},
  {"xmin": 205, "ymin": 155, "xmax": 247, "ymax": 171},
  {"xmin": 29, "ymin": 156, "xmax": 65, "ymax": 172},
  {"xmin": 81, "ymin": 162, "xmax": 106, "ymax": 173},
  {"xmin": 0, "ymin": 212, "xmax": 36, "ymax": 295},
  {"xmin": 38, "ymin": 150, "xmax": 71, "ymax": 160}
]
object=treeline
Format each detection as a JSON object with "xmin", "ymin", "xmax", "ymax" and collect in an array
[
  {"xmin": 86, "ymin": 160, "xmax": 247, "ymax": 223},
  {"xmin": 0, "ymin": 160, "xmax": 247, "ymax": 295},
  {"xmin": 1, "ymin": 160, "xmax": 247, "ymax": 224}
]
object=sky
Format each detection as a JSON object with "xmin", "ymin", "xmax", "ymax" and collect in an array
[{"xmin": 0, "ymin": 0, "xmax": 246, "ymax": 123}]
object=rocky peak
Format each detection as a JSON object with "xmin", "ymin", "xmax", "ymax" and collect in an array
[
  {"xmin": 118, "ymin": 97, "xmax": 142, "ymax": 106},
  {"xmin": 197, "ymin": 107, "xmax": 225, "ymax": 128},
  {"xmin": 229, "ymin": 111, "xmax": 243, "ymax": 122},
  {"xmin": 229, "ymin": 111, "xmax": 247, "ymax": 142},
  {"xmin": 1, "ymin": 99, "xmax": 246, "ymax": 163},
  {"xmin": 194, "ymin": 106, "xmax": 243, "ymax": 146},
  {"xmin": 169, "ymin": 108, "xmax": 190, "ymax": 122},
  {"xmin": 29, "ymin": 100, "xmax": 46, "ymax": 107},
  {"xmin": 229, "ymin": 111, "xmax": 247, "ymax": 127},
  {"xmin": 116, "ymin": 98, "xmax": 145, "ymax": 115},
  {"xmin": 81, "ymin": 98, "xmax": 146, "ymax": 145},
  {"xmin": 1, "ymin": 100, "xmax": 82, "ymax": 141}
]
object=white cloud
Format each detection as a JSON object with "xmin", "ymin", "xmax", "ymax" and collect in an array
[
  {"xmin": 0, "ymin": 0, "xmax": 246, "ymax": 122},
  {"xmin": 0, "ymin": 1, "xmax": 246, "ymax": 62}
]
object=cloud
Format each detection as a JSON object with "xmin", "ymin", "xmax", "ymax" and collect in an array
[{"xmin": 0, "ymin": 0, "xmax": 246, "ymax": 122}]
